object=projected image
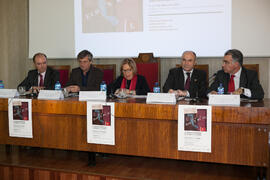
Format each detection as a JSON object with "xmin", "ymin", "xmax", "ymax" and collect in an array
[
  {"xmin": 74, "ymin": 0, "xmax": 231, "ymax": 57},
  {"xmin": 82, "ymin": 0, "xmax": 143, "ymax": 33}
]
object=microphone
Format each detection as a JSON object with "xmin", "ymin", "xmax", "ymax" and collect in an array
[
  {"xmin": 208, "ymin": 73, "xmax": 217, "ymax": 85},
  {"xmin": 191, "ymin": 78, "xmax": 202, "ymax": 103},
  {"xmin": 108, "ymin": 79, "xmax": 117, "ymax": 99},
  {"xmin": 29, "ymin": 72, "xmax": 39, "ymax": 97},
  {"xmin": 194, "ymin": 78, "xmax": 199, "ymax": 99}
]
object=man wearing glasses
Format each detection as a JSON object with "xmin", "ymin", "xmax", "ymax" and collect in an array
[
  {"xmin": 208, "ymin": 49, "xmax": 264, "ymax": 99},
  {"xmin": 108, "ymin": 58, "xmax": 150, "ymax": 96}
]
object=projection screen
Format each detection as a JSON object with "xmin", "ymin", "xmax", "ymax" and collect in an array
[{"xmin": 29, "ymin": 0, "xmax": 270, "ymax": 58}]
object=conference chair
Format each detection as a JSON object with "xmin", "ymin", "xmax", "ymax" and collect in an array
[
  {"xmin": 48, "ymin": 65, "xmax": 70, "ymax": 87},
  {"xmin": 133, "ymin": 53, "xmax": 160, "ymax": 92},
  {"xmin": 94, "ymin": 64, "xmax": 116, "ymax": 85},
  {"xmin": 243, "ymin": 64, "xmax": 259, "ymax": 80}
]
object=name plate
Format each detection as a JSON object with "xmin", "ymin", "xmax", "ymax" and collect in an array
[
  {"xmin": 38, "ymin": 90, "xmax": 63, "ymax": 100},
  {"xmin": 146, "ymin": 93, "xmax": 176, "ymax": 104},
  {"xmin": 0, "ymin": 89, "xmax": 17, "ymax": 98},
  {"xmin": 208, "ymin": 94, "xmax": 240, "ymax": 106},
  {"xmin": 79, "ymin": 91, "xmax": 106, "ymax": 101}
]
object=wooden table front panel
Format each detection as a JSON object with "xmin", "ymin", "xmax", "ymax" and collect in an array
[{"xmin": 0, "ymin": 98, "xmax": 269, "ymax": 167}]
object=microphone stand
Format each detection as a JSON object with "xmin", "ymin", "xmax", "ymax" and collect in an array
[
  {"xmin": 190, "ymin": 78, "xmax": 201, "ymax": 103},
  {"xmin": 26, "ymin": 72, "xmax": 39, "ymax": 98},
  {"xmin": 108, "ymin": 79, "xmax": 117, "ymax": 99},
  {"xmin": 208, "ymin": 73, "xmax": 217, "ymax": 85}
]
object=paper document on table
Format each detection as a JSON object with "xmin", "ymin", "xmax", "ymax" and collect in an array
[
  {"xmin": 127, "ymin": 95, "xmax": 147, "ymax": 99},
  {"xmin": 240, "ymin": 98, "xmax": 258, "ymax": 102}
]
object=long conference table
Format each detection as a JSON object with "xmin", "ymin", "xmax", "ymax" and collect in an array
[{"xmin": 0, "ymin": 97, "xmax": 269, "ymax": 178}]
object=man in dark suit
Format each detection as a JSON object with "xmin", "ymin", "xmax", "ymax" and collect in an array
[
  {"xmin": 163, "ymin": 51, "xmax": 207, "ymax": 98},
  {"xmin": 65, "ymin": 50, "xmax": 103, "ymax": 92},
  {"xmin": 208, "ymin": 49, "xmax": 264, "ymax": 99},
  {"xmin": 18, "ymin": 53, "xmax": 59, "ymax": 91}
]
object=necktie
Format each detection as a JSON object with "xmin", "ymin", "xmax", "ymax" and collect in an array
[
  {"xmin": 39, "ymin": 74, "xmax": 44, "ymax": 87},
  {"xmin": 184, "ymin": 72, "xmax": 191, "ymax": 90},
  {"xmin": 228, "ymin": 74, "xmax": 235, "ymax": 93}
]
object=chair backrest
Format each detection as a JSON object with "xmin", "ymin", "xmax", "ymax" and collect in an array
[
  {"xmin": 48, "ymin": 65, "xmax": 70, "ymax": 87},
  {"xmin": 94, "ymin": 64, "xmax": 116, "ymax": 85},
  {"xmin": 176, "ymin": 64, "xmax": 209, "ymax": 82},
  {"xmin": 133, "ymin": 53, "xmax": 160, "ymax": 92},
  {"xmin": 243, "ymin": 64, "xmax": 259, "ymax": 80}
]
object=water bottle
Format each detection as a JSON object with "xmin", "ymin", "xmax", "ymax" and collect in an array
[
  {"xmin": 217, "ymin": 83, "xmax": 224, "ymax": 94},
  {"xmin": 153, "ymin": 82, "xmax": 160, "ymax": 93},
  {"xmin": 0, "ymin": 80, "xmax": 4, "ymax": 89},
  {"xmin": 100, "ymin": 81, "xmax": 107, "ymax": 92},
  {"xmin": 55, "ymin": 81, "xmax": 61, "ymax": 90}
]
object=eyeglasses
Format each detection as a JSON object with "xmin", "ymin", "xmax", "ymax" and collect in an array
[
  {"xmin": 79, "ymin": 60, "xmax": 90, "ymax": 64},
  {"xmin": 122, "ymin": 69, "xmax": 132, "ymax": 73},
  {"xmin": 223, "ymin": 60, "xmax": 231, "ymax": 65}
]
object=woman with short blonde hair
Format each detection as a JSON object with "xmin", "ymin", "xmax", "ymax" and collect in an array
[
  {"xmin": 109, "ymin": 58, "xmax": 150, "ymax": 96},
  {"xmin": 120, "ymin": 58, "xmax": 137, "ymax": 75}
]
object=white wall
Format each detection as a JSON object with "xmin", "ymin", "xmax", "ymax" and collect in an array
[{"xmin": 232, "ymin": 0, "xmax": 270, "ymax": 56}]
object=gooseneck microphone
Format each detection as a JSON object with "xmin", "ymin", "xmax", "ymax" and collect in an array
[
  {"xmin": 108, "ymin": 79, "xmax": 117, "ymax": 99},
  {"xmin": 191, "ymin": 78, "xmax": 201, "ymax": 103},
  {"xmin": 208, "ymin": 73, "xmax": 217, "ymax": 84}
]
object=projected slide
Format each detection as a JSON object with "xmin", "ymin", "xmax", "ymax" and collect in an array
[
  {"xmin": 75, "ymin": 0, "xmax": 231, "ymax": 57},
  {"xmin": 82, "ymin": 0, "xmax": 143, "ymax": 33}
]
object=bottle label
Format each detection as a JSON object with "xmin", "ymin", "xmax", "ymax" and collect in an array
[
  {"xmin": 100, "ymin": 84, "xmax": 107, "ymax": 91},
  {"xmin": 0, "ymin": 82, "xmax": 4, "ymax": 89},
  {"xmin": 217, "ymin": 87, "xmax": 224, "ymax": 94},
  {"xmin": 55, "ymin": 83, "xmax": 61, "ymax": 90},
  {"xmin": 153, "ymin": 87, "xmax": 160, "ymax": 93}
]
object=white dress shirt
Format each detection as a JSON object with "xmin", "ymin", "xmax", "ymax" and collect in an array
[{"xmin": 232, "ymin": 68, "xmax": 251, "ymax": 97}]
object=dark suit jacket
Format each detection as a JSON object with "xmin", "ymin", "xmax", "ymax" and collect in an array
[
  {"xmin": 65, "ymin": 66, "xmax": 103, "ymax": 91},
  {"xmin": 108, "ymin": 74, "xmax": 150, "ymax": 95},
  {"xmin": 163, "ymin": 67, "xmax": 207, "ymax": 98},
  {"xmin": 18, "ymin": 67, "xmax": 59, "ymax": 91},
  {"xmin": 207, "ymin": 67, "xmax": 264, "ymax": 99}
]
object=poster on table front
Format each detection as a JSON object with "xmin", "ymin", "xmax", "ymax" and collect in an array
[
  {"xmin": 178, "ymin": 105, "xmax": 212, "ymax": 152},
  {"xmin": 87, "ymin": 102, "xmax": 115, "ymax": 145},
  {"xmin": 8, "ymin": 98, "xmax": 33, "ymax": 138}
]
